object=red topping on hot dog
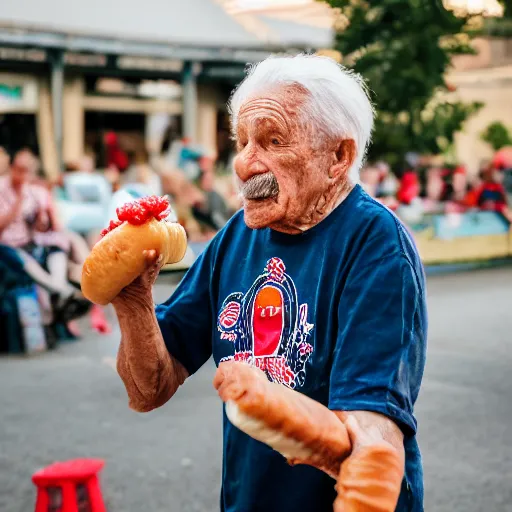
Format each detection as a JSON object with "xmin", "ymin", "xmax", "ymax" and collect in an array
[{"xmin": 100, "ymin": 196, "xmax": 170, "ymax": 238}]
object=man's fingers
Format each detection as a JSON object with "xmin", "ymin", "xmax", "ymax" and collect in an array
[
  {"xmin": 144, "ymin": 249, "xmax": 159, "ymax": 266},
  {"xmin": 142, "ymin": 250, "xmax": 163, "ymax": 274},
  {"xmin": 345, "ymin": 415, "xmax": 362, "ymax": 439},
  {"xmin": 345, "ymin": 415, "xmax": 373, "ymax": 449},
  {"xmin": 345, "ymin": 414, "xmax": 389, "ymax": 452}
]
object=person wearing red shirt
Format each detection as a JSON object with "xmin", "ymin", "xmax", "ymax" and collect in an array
[{"xmin": 473, "ymin": 165, "xmax": 512, "ymax": 222}]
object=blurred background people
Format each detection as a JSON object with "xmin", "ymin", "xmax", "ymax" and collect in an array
[{"xmin": 0, "ymin": 149, "xmax": 89, "ymax": 327}]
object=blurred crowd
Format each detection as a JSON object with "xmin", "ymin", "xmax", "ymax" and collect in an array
[
  {"xmin": 1, "ymin": 127, "xmax": 511, "ymax": 352},
  {"xmin": 360, "ymin": 152, "xmax": 512, "ymax": 226},
  {"xmin": 0, "ymin": 128, "xmax": 241, "ymax": 350}
]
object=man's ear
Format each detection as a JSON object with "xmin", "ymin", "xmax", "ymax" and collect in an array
[{"xmin": 329, "ymin": 139, "xmax": 356, "ymax": 180}]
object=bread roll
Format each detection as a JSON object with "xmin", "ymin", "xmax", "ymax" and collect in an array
[
  {"xmin": 81, "ymin": 214, "xmax": 187, "ymax": 305},
  {"xmin": 214, "ymin": 361, "xmax": 351, "ymax": 478},
  {"xmin": 335, "ymin": 444, "xmax": 403, "ymax": 512}
]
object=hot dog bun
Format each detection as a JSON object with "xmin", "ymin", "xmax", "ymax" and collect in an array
[
  {"xmin": 335, "ymin": 444, "xmax": 403, "ymax": 512},
  {"xmin": 81, "ymin": 198, "xmax": 187, "ymax": 305},
  {"xmin": 214, "ymin": 361, "xmax": 351, "ymax": 478}
]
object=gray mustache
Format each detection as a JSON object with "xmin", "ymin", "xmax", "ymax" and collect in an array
[{"xmin": 241, "ymin": 172, "xmax": 279, "ymax": 200}]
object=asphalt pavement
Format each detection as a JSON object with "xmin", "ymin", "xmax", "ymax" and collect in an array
[{"xmin": 0, "ymin": 268, "xmax": 511, "ymax": 512}]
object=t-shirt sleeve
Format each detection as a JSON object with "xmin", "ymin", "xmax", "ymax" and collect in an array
[
  {"xmin": 329, "ymin": 251, "xmax": 427, "ymax": 436},
  {"xmin": 155, "ymin": 244, "xmax": 215, "ymax": 376}
]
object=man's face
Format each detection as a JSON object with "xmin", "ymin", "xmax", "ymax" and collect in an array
[
  {"xmin": 233, "ymin": 86, "xmax": 343, "ymax": 232},
  {"xmin": 10, "ymin": 152, "xmax": 33, "ymax": 189}
]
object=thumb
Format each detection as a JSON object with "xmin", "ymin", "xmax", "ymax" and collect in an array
[
  {"xmin": 344, "ymin": 415, "xmax": 376, "ymax": 451},
  {"xmin": 345, "ymin": 415, "xmax": 364, "ymax": 443}
]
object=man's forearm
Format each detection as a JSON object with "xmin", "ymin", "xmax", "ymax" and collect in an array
[{"xmin": 115, "ymin": 296, "xmax": 188, "ymax": 412}]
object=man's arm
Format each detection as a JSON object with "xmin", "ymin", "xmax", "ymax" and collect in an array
[
  {"xmin": 328, "ymin": 221, "xmax": 427, "ymax": 509},
  {"xmin": 333, "ymin": 412, "xmax": 405, "ymax": 512},
  {"xmin": 112, "ymin": 251, "xmax": 189, "ymax": 412},
  {"xmin": 214, "ymin": 362, "xmax": 404, "ymax": 477},
  {"xmin": 334, "ymin": 410, "xmax": 404, "ymax": 458}
]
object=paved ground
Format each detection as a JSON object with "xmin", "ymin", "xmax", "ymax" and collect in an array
[{"xmin": 1, "ymin": 268, "xmax": 511, "ymax": 512}]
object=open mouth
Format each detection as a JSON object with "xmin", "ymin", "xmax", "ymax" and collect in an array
[{"xmin": 253, "ymin": 286, "xmax": 284, "ymax": 357}]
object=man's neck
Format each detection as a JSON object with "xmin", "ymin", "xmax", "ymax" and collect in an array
[{"xmin": 270, "ymin": 182, "xmax": 355, "ymax": 235}]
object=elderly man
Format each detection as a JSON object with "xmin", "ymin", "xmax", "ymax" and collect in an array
[{"xmin": 113, "ymin": 55, "xmax": 427, "ymax": 512}]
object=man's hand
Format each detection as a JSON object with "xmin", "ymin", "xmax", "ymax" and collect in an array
[
  {"xmin": 214, "ymin": 361, "xmax": 351, "ymax": 478},
  {"xmin": 334, "ymin": 413, "xmax": 405, "ymax": 512},
  {"xmin": 112, "ymin": 248, "xmax": 188, "ymax": 413},
  {"xmin": 112, "ymin": 249, "xmax": 164, "ymax": 313}
]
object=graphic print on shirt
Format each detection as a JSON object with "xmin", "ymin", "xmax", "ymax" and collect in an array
[{"xmin": 218, "ymin": 257, "xmax": 314, "ymax": 389}]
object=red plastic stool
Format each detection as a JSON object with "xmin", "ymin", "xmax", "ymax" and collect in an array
[{"xmin": 32, "ymin": 458, "xmax": 106, "ymax": 512}]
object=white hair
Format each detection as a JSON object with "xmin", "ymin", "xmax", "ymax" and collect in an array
[{"xmin": 229, "ymin": 54, "xmax": 375, "ymax": 183}]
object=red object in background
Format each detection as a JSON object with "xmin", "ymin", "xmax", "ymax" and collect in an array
[
  {"xmin": 104, "ymin": 132, "xmax": 129, "ymax": 172},
  {"xmin": 397, "ymin": 171, "xmax": 420, "ymax": 205},
  {"xmin": 473, "ymin": 182, "xmax": 508, "ymax": 213},
  {"xmin": 445, "ymin": 81, "xmax": 457, "ymax": 92},
  {"xmin": 90, "ymin": 304, "xmax": 112, "ymax": 334},
  {"xmin": 32, "ymin": 459, "xmax": 106, "ymax": 512},
  {"xmin": 492, "ymin": 146, "xmax": 512, "ymax": 170}
]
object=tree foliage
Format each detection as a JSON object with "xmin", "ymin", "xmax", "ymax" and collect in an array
[
  {"xmin": 323, "ymin": 0, "xmax": 484, "ymax": 168},
  {"xmin": 481, "ymin": 121, "xmax": 512, "ymax": 151},
  {"xmin": 498, "ymin": 0, "xmax": 512, "ymax": 18}
]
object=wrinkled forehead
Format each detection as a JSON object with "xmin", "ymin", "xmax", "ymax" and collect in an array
[{"xmin": 236, "ymin": 84, "xmax": 310, "ymax": 134}]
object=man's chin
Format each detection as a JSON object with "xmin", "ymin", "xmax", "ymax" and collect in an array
[{"xmin": 243, "ymin": 197, "xmax": 283, "ymax": 229}]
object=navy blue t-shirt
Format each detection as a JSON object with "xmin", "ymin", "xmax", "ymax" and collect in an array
[{"xmin": 156, "ymin": 185, "xmax": 427, "ymax": 512}]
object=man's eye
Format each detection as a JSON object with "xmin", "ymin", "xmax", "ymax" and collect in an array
[{"xmin": 271, "ymin": 138, "xmax": 281, "ymax": 146}]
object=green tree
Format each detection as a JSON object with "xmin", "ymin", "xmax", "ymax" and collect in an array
[
  {"xmin": 481, "ymin": 121, "xmax": 512, "ymax": 150},
  {"xmin": 499, "ymin": 0, "xmax": 512, "ymax": 18},
  {"xmin": 323, "ymin": 0, "xmax": 483, "ymax": 168}
]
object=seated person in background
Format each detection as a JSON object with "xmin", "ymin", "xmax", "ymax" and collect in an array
[
  {"xmin": 158, "ymin": 168, "xmax": 208, "ymax": 242},
  {"xmin": 191, "ymin": 157, "xmax": 232, "ymax": 233},
  {"xmin": 374, "ymin": 161, "xmax": 399, "ymax": 211},
  {"xmin": 422, "ymin": 167, "xmax": 445, "ymax": 213},
  {"xmin": 104, "ymin": 132, "xmax": 129, "ymax": 173},
  {"xmin": 473, "ymin": 164, "xmax": 512, "ymax": 222},
  {"xmin": 359, "ymin": 164, "xmax": 380, "ymax": 197},
  {"xmin": 58, "ymin": 153, "xmax": 113, "ymax": 246},
  {"xmin": 462, "ymin": 164, "xmax": 485, "ymax": 209},
  {"xmin": 0, "ymin": 149, "xmax": 89, "ymax": 325},
  {"xmin": 33, "ymin": 173, "xmax": 111, "ymax": 334},
  {"xmin": 396, "ymin": 168, "xmax": 425, "ymax": 225},
  {"xmin": 121, "ymin": 148, "xmax": 163, "ymax": 196},
  {"xmin": 397, "ymin": 168, "xmax": 421, "ymax": 205},
  {"xmin": 35, "ymin": 154, "xmax": 111, "ymax": 333},
  {"xmin": 442, "ymin": 166, "xmax": 469, "ymax": 214}
]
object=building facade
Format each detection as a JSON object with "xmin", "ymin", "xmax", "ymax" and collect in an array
[
  {"xmin": 0, "ymin": 0, "xmax": 333, "ymax": 177},
  {"xmin": 448, "ymin": 37, "xmax": 512, "ymax": 174}
]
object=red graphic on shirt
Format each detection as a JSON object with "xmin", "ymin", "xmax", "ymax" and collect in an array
[
  {"xmin": 217, "ymin": 258, "xmax": 314, "ymax": 389},
  {"xmin": 253, "ymin": 286, "xmax": 283, "ymax": 357},
  {"xmin": 219, "ymin": 301, "xmax": 241, "ymax": 329}
]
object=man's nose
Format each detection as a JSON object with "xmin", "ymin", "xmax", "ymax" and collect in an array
[
  {"xmin": 239, "ymin": 159, "xmax": 269, "ymax": 181},
  {"xmin": 235, "ymin": 155, "xmax": 269, "ymax": 181},
  {"xmin": 248, "ymin": 160, "xmax": 269, "ymax": 175}
]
